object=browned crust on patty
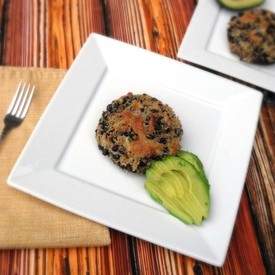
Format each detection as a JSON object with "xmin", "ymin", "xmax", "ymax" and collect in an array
[
  {"xmin": 95, "ymin": 93, "xmax": 183, "ymax": 173},
  {"xmin": 228, "ymin": 9, "xmax": 275, "ymax": 64}
]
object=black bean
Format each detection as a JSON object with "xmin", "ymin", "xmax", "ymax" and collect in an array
[
  {"xmin": 98, "ymin": 145, "xmax": 103, "ymax": 150},
  {"xmin": 155, "ymin": 117, "xmax": 163, "ymax": 131},
  {"xmin": 129, "ymin": 132, "xmax": 138, "ymax": 141},
  {"xmin": 119, "ymin": 146, "xmax": 126, "ymax": 154},
  {"xmin": 107, "ymin": 101, "xmax": 119, "ymax": 112},
  {"xmin": 228, "ymin": 34, "xmax": 235, "ymax": 43},
  {"xmin": 126, "ymin": 164, "xmax": 132, "ymax": 171},
  {"xmin": 112, "ymin": 154, "xmax": 120, "ymax": 160},
  {"xmin": 145, "ymin": 116, "xmax": 150, "ymax": 123},
  {"xmin": 159, "ymin": 137, "xmax": 167, "ymax": 144},
  {"xmin": 146, "ymin": 133, "xmax": 155, "ymax": 139},
  {"xmin": 254, "ymin": 53, "xmax": 269, "ymax": 64},
  {"xmin": 267, "ymin": 25, "xmax": 275, "ymax": 35},
  {"xmin": 107, "ymin": 104, "xmax": 113, "ymax": 112},
  {"xmin": 138, "ymin": 160, "xmax": 147, "ymax": 167},
  {"xmin": 100, "ymin": 121, "xmax": 109, "ymax": 132},
  {"xmin": 102, "ymin": 111, "xmax": 108, "ymax": 119},
  {"xmin": 98, "ymin": 145, "xmax": 109, "ymax": 156},
  {"xmin": 123, "ymin": 129, "xmax": 138, "ymax": 141},
  {"xmin": 175, "ymin": 128, "xmax": 183, "ymax": 137},
  {"xmin": 153, "ymin": 155, "xmax": 162, "ymax": 160},
  {"xmin": 112, "ymin": 145, "xmax": 119, "ymax": 152},
  {"xmin": 110, "ymin": 137, "xmax": 116, "ymax": 143}
]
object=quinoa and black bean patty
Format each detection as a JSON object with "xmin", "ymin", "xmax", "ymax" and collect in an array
[
  {"xmin": 95, "ymin": 93, "xmax": 183, "ymax": 174},
  {"xmin": 228, "ymin": 9, "xmax": 275, "ymax": 64}
]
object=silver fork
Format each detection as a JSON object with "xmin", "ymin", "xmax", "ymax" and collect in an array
[{"xmin": 0, "ymin": 82, "xmax": 35, "ymax": 141}]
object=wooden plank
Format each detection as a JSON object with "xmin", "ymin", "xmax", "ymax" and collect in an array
[
  {"xmin": 85, "ymin": 230, "xmax": 133, "ymax": 275},
  {"xmin": 77, "ymin": 248, "xmax": 89, "ymax": 275},
  {"xmin": 46, "ymin": 0, "xmax": 105, "ymax": 68},
  {"xmin": 106, "ymin": 0, "xmax": 195, "ymax": 57},
  {"xmin": 108, "ymin": 230, "xmax": 133, "ymax": 275},
  {"xmin": 2, "ymin": 0, "xmax": 105, "ymax": 67},
  {"xmin": 0, "ymin": 0, "xmax": 3, "ymax": 22},
  {"xmin": 36, "ymin": 249, "xmax": 46, "ymax": 275},
  {"xmin": 10, "ymin": 250, "xmax": 20, "ymax": 275},
  {"xmin": 52, "ymin": 249, "xmax": 63, "ymax": 275},
  {"xmin": 45, "ymin": 249, "xmax": 54, "ymax": 275},
  {"xmin": 29, "ymin": 249, "xmax": 36, "ymax": 275},
  {"xmin": 0, "ymin": 0, "xmax": 5, "ymax": 62},
  {"xmin": 219, "ymin": 192, "xmax": 266, "ymax": 274},
  {"xmin": 0, "ymin": 250, "xmax": 12, "ymax": 275},
  {"xmin": 135, "ymin": 238, "xmax": 196, "ymax": 275},
  {"xmin": 245, "ymin": 105, "xmax": 275, "ymax": 274}
]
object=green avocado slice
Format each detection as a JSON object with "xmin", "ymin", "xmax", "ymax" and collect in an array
[
  {"xmin": 145, "ymin": 156, "xmax": 210, "ymax": 225},
  {"xmin": 160, "ymin": 171, "xmax": 206, "ymax": 224},
  {"xmin": 217, "ymin": 0, "xmax": 264, "ymax": 10},
  {"xmin": 177, "ymin": 151, "xmax": 209, "ymax": 188},
  {"xmin": 145, "ymin": 179, "xmax": 194, "ymax": 224},
  {"xmin": 145, "ymin": 155, "xmax": 183, "ymax": 182}
]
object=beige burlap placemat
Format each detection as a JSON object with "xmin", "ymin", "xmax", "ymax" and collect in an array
[{"xmin": 0, "ymin": 67, "xmax": 110, "ymax": 248}]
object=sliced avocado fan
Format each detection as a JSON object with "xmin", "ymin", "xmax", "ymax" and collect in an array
[
  {"xmin": 217, "ymin": 0, "xmax": 264, "ymax": 10},
  {"xmin": 145, "ymin": 152, "xmax": 210, "ymax": 225}
]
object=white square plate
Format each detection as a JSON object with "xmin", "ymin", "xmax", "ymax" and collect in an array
[
  {"xmin": 178, "ymin": 0, "xmax": 275, "ymax": 93},
  {"xmin": 8, "ymin": 34, "xmax": 262, "ymax": 266}
]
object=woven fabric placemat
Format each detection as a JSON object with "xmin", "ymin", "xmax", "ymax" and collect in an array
[{"xmin": 0, "ymin": 66, "xmax": 110, "ymax": 248}]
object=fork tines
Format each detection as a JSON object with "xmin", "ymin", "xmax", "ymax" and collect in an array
[{"xmin": 7, "ymin": 82, "xmax": 35, "ymax": 119}]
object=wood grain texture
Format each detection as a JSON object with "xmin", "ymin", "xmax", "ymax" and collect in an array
[
  {"xmin": 0, "ymin": 0, "xmax": 273, "ymax": 274},
  {"xmin": 106, "ymin": 0, "xmax": 195, "ymax": 57},
  {"xmin": 2, "ymin": 0, "xmax": 105, "ymax": 67},
  {"xmin": 0, "ymin": 0, "xmax": 5, "ymax": 62},
  {"xmin": 245, "ymin": 104, "xmax": 275, "ymax": 274}
]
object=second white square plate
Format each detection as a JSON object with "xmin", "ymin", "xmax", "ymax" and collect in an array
[
  {"xmin": 8, "ymin": 34, "xmax": 262, "ymax": 266},
  {"xmin": 178, "ymin": 0, "xmax": 275, "ymax": 93}
]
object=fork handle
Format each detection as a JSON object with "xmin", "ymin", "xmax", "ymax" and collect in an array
[{"xmin": 0, "ymin": 125, "xmax": 10, "ymax": 141}]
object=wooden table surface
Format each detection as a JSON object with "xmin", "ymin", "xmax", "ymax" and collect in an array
[{"xmin": 0, "ymin": 1, "xmax": 274, "ymax": 274}]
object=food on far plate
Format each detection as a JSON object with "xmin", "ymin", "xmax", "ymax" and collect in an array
[
  {"xmin": 227, "ymin": 9, "xmax": 275, "ymax": 64},
  {"xmin": 145, "ymin": 151, "xmax": 210, "ymax": 225},
  {"xmin": 95, "ymin": 93, "xmax": 183, "ymax": 174},
  {"xmin": 218, "ymin": 0, "xmax": 264, "ymax": 10}
]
